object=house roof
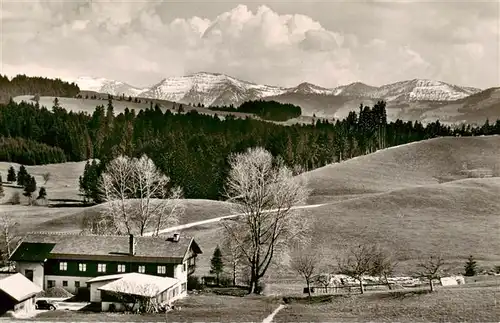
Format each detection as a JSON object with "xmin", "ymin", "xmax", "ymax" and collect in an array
[
  {"xmin": 9, "ymin": 242, "xmax": 56, "ymax": 262},
  {"xmin": 0, "ymin": 273, "xmax": 42, "ymax": 302},
  {"xmin": 10, "ymin": 232, "xmax": 202, "ymax": 263},
  {"xmin": 97, "ymin": 273, "xmax": 179, "ymax": 298},
  {"xmin": 87, "ymin": 273, "xmax": 130, "ymax": 284}
]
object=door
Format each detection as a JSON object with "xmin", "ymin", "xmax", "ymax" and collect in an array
[{"xmin": 25, "ymin": 269, "xmax": 34, "ymax": 282}]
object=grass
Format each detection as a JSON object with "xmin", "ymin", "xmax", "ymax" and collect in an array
[
  {"xmin": 28, "ymin": 294, "xmax": 279, "ymax": 322},
  {"xmin": 302, "ymin": 135, "xmax": 500, "ymax": 203},
  {"xmin": 274, "ymin": 286, "xmax": 500, "ymax": 322},
  {"xmin": 0, "ymin": 160, "xmax": 88, "ymax": 202}
]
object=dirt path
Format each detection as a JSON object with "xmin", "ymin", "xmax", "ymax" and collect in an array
[
  {"xmin": 144, "ymin": 203, "xmax": 327, "ymax": 236},
  {"xmin": 262, "ymin": 304, "xmax": 286, "ymax": 323}
]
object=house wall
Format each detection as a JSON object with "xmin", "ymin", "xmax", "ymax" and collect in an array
[
  {"xmin": 15, "ymin": 262, "xmax": 44, "ymax": 289},
  {"xmin": 44, "ymin": 275, "xmax": 94, "ymax": 295},
  {"xmin": 100, "ymin": 283, "xmax": 187, "ymax": 312},
  {"xmin": 88, "ymin": 280, "xmax": 119, "ymax": 302},
  {"xmin": 13, "ymin": 296, "xmax": 36, "ymax": 314},
  {"xmin": 45, "ymin": 259, "xmax": 176, "ymax": 278},
  {"xmin": 0, "ymin": 292, "xmax": 36, "ymax": 315}
]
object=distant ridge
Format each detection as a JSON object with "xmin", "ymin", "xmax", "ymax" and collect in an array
[{"xmin": 70, "ymin": 72, "xmax": 482, "ymax": 107}]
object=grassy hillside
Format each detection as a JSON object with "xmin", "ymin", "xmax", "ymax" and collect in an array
[
  {"xmin": 179, "ymin": 136, "xmax": 500, "ymax": 279},
  {"xmin": 303, "ymin": 135, "xmax": 500, "ymax": 203},
  {"xmin": 36, "ymin": 199, "xmax": 235, "ymax": 233},
  {"xmin": 0, "ymin": 160, "xmax": 89, "ymax": 202},
  {"xmin": 3, "ymin": 136, "xmax": 500, "ymax": 283}
]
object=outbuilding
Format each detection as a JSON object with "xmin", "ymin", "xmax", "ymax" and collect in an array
[{"xmin": 0, "ymin": 273, "xmax": 42, "ymax": 315}]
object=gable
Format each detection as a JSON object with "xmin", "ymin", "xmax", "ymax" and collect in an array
[{"xmin": 9, "ymin": 242, "xmax": 55, "ymax": 262}]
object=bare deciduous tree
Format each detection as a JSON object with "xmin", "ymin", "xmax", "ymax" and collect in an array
[
  {"xmin": 371, "ymin": 248, "xmax": 397, "ymax": 290},
  {"xmin": 42, "ymin": 172, "xmax": 51, "ymax": 185},
  {"xmin": 222, "ymin": 147, "xmax": 311, "ymax": 294},
  {"xmin": 221, "ymin": 235, "xmax": 244, "ymax": 286},
  {"xmin": 413, "ymin": 255, "xmax": 445, "ymax": 292},
  {"xmin": 94, "ymin": 155, "xmax": 184, "ymax": 236},
  {"xmin": 290, "ymin": 247, "xmax": 319, "ymax": 298},
  {"xmin": 0, "ymin": 213, "xmax": 19, "ymax": 267},
  {"xmin": 337, "ymin": 243, "xmax": 380, "ymax": 294}
]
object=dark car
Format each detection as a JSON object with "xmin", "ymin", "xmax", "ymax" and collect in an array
[{"xmin": 35, "ymin": 299, "xmax": 58, "ymax": 310}]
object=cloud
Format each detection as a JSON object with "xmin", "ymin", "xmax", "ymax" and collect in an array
[{"xmin": 0, "ymin": 1, "xmax": 498, "ymax": 89}]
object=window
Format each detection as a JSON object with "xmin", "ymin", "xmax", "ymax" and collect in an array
[
  {"xmin": 62, "ymin": 280, "xmax": 68, "ymax": 287},
  {"xmin": 75, "ymin": 281, "xmax": 80, "ymax": 288},
  {"xmin": 97, "ymin": 264, "xmax": 106, "ymax": 273},
  {"xmin": 47, "ymin": 280, "xmax": 55, "ymax": 288},
  {"xmin": 181, "ymin": 283, "xmax": 187, "ymax": 293},
  {"xmin": 59, "ymin": 262, "xmax": 68, "ymax": 271},
  {"xmin": 78, "ymin": 263, "xmax": 87, "ymax": 272},
  {"xmin": 183, "ymin": 263, "xmax": 186, "ymax": 272},
  {"xmin": 24, "ymin": 269, "xmax": 34, "ymax": 282},
  {"xmin": 138, "ymin": 265, "xmax": 145, "ymax": 274},
  {"xmin": 157, "ymin": 265, "xmax": 166, "ymax": 274},
  {"xmin": 117, "ymin": 264, "xmax": 126, "ymax": 273}
]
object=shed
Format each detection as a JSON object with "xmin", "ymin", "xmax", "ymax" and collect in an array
[
  {"xmin": 87, "ymin": 273, "xmax": 182, "ymax": 312},
  {"xmin": 0, "ymin": 273, "xmax": 42, "ymax": 315}
]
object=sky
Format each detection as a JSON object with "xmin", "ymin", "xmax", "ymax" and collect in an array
[{"xmin": 0, "ymin": 0, "xmax": 499, "ymax": 89}]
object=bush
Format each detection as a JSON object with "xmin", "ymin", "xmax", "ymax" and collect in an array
[
  {"xmin": 8, "ymin": 192, "xmax": 20, "ymax": 205},
  {"xmin": 219, "ymin": 276, "xmax": 233, "ymax": 287},
  {"xmin": 187, "ymin": 275, "xmax": 203, "ymax": 291}
]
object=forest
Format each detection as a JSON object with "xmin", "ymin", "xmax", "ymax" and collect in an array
[
  {"xmin": 209, "ymin": 100, "xmax": 302, "ymax": 121},
  {"xmin": 0, "ymin": 74, "xmax": 80, "ymax": 104},
  {"xmin": 0, "ymin": 93, "xmax": 498, "ymax": 200}
]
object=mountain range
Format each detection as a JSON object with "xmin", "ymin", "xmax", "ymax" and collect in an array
[{"xmin": 70, "ymin": 72, "xmax": 500, "ymax": 125}]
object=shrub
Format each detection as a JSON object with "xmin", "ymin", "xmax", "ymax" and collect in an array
[
  {"xmin": 9, "ymin": 192, "xmax": 20, "ymax": 205},
  {"xmin": 187, "ymin": 275, "xmax": 203, "ymax": 291}
]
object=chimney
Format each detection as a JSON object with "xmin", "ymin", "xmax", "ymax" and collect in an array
[
  {"xmin": 129, "ymin": 234, "xmax": 135, "ymax": 255},
  {"xmin": 172, "ymin": 233, "xmax": 180, "ymax": 242}
]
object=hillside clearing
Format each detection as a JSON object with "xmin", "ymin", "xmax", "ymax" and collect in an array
[{"xmin": 0, "ymin": 161, "xmax": 89, "ymax": 202}]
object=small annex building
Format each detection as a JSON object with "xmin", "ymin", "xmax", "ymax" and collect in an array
[
  {"xmin": 87, "ymin": 272, "xmax": 182, "ymax": 312},
  {"xmin": 0, "ymin": 273, "xmax": 42, "ymax": 315}
]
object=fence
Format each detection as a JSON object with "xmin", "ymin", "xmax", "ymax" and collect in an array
[{"xmin": 307, "ymin": 283, "xmax": 396, "ymax": 295}]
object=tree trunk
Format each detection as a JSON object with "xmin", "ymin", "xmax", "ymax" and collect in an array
[
  {"xmin": 306, "ymin": 280, "xmax": 311, "ymax": 299},
  {"xmin": 232, "ymin": 262, "xmax": 236, "ymax": 286},
  {"xmin": 359, "ymin": 278, "xmax": 364, "ymax": 294},
  {"xmin": 384, "ymin": 274, "xmax": 392, "ymax": 290},
  {"xmin": 429, "ymin": 279, "xmax": 434, "ymax": 292},
  {"xmin": 216, "ymin": 273, "xmax": 220, "ymax": 286}
]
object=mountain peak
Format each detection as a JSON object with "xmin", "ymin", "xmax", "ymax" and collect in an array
[{"xmin": 72, "ymin": 72, "xmax": 483, "ymax": 106}]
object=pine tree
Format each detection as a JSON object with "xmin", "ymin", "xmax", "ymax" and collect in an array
[
  {"xmin": 210, "ymin": 245, "xmax": 224, "ymax": 286},
  {"xmin": 23, "ymin": 176, "xmax": 37, "ymax": 205},
  {"xmin": 7, "ymin": 166, "xmax": 16, "ymax": 182},
  {"xmin": 464, "ymin": 255, "xmax": 478, "ymax": 276},
  {"xmin": 37, "ymin": 187, "xmax": 47, "ymax": 200},
  {"xmin": 17, "ymin": 165, "xmax": 29, "ymax": 186}
]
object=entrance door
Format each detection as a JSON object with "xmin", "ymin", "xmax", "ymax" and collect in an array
[{"xmin": 24, "ymin": 269, "xmax": 34, "ymax": 282}]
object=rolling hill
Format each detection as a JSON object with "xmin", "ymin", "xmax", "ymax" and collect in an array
[
  {"xmin": 2, "ymin": 136, "xmax": 500, "ymax": 280},
  {"xmin": 175, "ymin": 136, "xmax": 500, "ymax": 278}
]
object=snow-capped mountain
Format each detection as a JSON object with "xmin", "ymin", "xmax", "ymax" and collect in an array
[
  {"xmin": 333, "ymin": 79, "xmax": 481, "ymax": 101},
  {"xmin": 139, "ymin": 72, "xmax": 287, "ymax": 107},
  {"xmin": 286, "ymin": 82, "xmax": 335, "ymax": 95},
  {"xmin": 72, "ymin": 73, "xmax": 482, "ymax": 106},
  {"xmin": 71, "ymin": 76, "xmax": 148, "ymax": 97}
]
